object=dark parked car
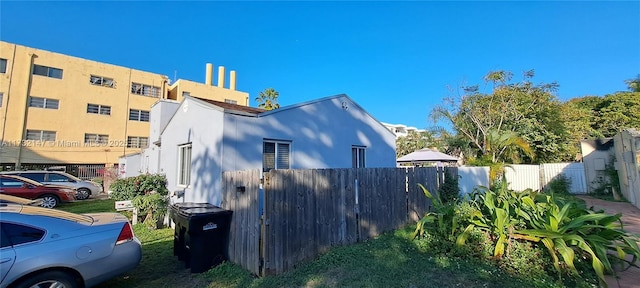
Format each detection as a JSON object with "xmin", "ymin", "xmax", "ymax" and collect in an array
[
  {"xmin": 0, "ymin": 203, "xmax": 142, "ymax": 288},
  {"xmin": 0, "ymin": 175, "xmax": 76, "ymax": 208}
]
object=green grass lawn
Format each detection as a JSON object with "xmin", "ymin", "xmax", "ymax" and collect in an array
[{"xmin": 57, "ymin": 199, "xmax": 568, "ymax": 288}]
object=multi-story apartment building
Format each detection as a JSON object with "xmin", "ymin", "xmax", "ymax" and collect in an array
[
  {"xmin": 381, "ymin": 122, "xmax": 426, "ymax": 138},
  {"xmin": 0, "ymin": 41, "xmax": 249, "ymax": 172}
]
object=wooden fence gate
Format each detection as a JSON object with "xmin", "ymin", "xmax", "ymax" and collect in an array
[{"xmin": 220, "ymin": 167, "xmax": 454, "ymax": 276}]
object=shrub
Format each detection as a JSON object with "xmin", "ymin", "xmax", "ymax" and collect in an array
[
  {"xmin": 109, "ymin": 174, "xmax": 169, "ymax": 229},
  {"xmin": 438, "ymin": 170, "xmax": 460, "ymax": 204},
  {"xmin": 546, "ymin": 174, "xmax": 572, "ymax": 195},
  {"xmin": 109, "ymin": 173, "xmax": 169, "ymax": 201}
]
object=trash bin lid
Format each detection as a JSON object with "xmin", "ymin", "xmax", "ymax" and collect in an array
[
  {"xmin": 172, "ymin": 202, "xmax": 215, "ymax": 210},
  {"xmin": 178, "ymin": 206, "xmax": 232, "ymax": 217}
]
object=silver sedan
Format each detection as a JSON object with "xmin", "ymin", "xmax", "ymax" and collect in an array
[{"xmin": 0, "ymin": 204, "xmax": 142, "ymax": 288}]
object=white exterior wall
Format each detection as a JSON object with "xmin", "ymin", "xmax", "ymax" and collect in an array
[
  {"xmin": 146, "ymin": 100, "xmax": 180, "ymax": 174},
  {"xmin": 221, "ymin": 95, "xmax": 397, "ymax": 171},
  {"xmin": 159, "ymin": 98, "xmax": 226, "ymax": 205},
  {"xmin": 117, "ymin": 153, "xmax": 142, "ymax": 178}
]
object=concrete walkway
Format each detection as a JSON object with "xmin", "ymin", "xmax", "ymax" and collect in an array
[{"xmin": 578, "ymin": 196, "xmax": 640, "ymax": 288}]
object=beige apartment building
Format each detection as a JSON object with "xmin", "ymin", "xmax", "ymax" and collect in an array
[{"xmin": 0, "ymin": 41, "xmax": 249, "ymax": 173}]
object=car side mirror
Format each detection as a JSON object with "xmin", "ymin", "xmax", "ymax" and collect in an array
[{"xmin": 22, "ymin": 183, "xmax": 34, "ymax": 189}]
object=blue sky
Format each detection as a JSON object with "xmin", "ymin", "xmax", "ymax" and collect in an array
[{"xmin": 1, "ymin": 1, "xmax": 638, "ymax": 130}]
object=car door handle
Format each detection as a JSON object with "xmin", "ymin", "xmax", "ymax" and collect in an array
[{"xmin": 1, "ymin": 257, "xmax": 13, "ymax": 264}]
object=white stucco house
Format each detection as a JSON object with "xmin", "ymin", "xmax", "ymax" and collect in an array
[{"xmin": 120, "ymin": 94, "xmax": 397, "ymax": 205}]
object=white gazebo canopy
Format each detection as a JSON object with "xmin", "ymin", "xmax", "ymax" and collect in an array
[{"xmin": 396, "ymin": 148, "xmax": 458, "ymax": 166}]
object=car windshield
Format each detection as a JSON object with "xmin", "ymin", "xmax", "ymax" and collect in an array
[{"xmin": 20, "ymin": 205, "xmax": 94, "ymax": 224}]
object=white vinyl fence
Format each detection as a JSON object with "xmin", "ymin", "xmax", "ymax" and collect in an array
[
  {"xmin": 459, "ymin": 166, "xmax": 490, "ymax": 195},
  {"xmin": 459, "ymin": 163, "xmax": 587, "ymax": 194},
  {"xmin": 540, "ymin": 163, "xmax": 587, "ymax": 194}
]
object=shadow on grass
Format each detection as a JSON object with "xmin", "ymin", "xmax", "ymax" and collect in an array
[
  {"xmin": 92, "ymin": 224, "xmax": 591, "ymax": 288},
  {"xmin": 203, "ymin": 226, "xmax": 567, "ymax": 288}
]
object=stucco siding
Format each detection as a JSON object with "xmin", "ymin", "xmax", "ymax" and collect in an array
[
  {"xmin": 160, "ymin": 98, "xmax": 225, "ymax": 204},
  {"xmin": 222, "ymin": 95, "xmax": 396, "ymax": 171}
]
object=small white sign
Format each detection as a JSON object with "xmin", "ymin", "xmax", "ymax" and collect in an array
[
  {"xmin": 115, "ymin": 200, "xmax": 134, "ymax": 211},
  {"xmin": 203, "ymin": 222, "xmax": 218, "ymax": 231}
]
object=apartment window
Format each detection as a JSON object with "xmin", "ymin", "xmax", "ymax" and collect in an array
[
  {"xmin": 0, "ymin": 58, "xmax": 6, "ymax": 73},
  {"xmin": 224, "ymin": 99, "xmax": 238, "ymax": 104},
  {"xmin": 32, "ymin": 64, "xmax": 63, "ymax": 79},
  {"xmin": 263, "ymin": 140, "xmax": 290, "ymax": 172},
  {"xmin": 131, "ymin": 82, "xmax": 161, "ymax": 97},
  {"xmin": 177, "ymin": 143, "xmax": 192, "ymax": 186},
  {"xmin": 86, "ymin": 104, "xmax": 111, "ymax": 115},
  {"xmin": 182, "ymin": 91, "xmax": 190, "ymax": 97},
  {"xmin": 84, "ymin": 133, "xmax": 109, "ymax": 145},
  {"xmin": 129, "ymin": 109, "xmax": 150, "ymax": 122},
  {"xmin": 0, "ymin": 93, "xmax": 3, "ymax": 107},
  {"xmin": 28, "ymin": 97, "xmax": 59, "ymax": 109},
  {"xmin": 127, "ymin": 136, "xmax": 149, "ymax": 148},
  {"xmin": 90, "ymin": 75, "xmax": 115, "ymax": 87},
  {"xmin": 25, "ymin": 130, "xmax": 56, "ymax": 141},
  {"xmin": 352, "ymin": 146, "xmax": 366, "ymax": 168}
]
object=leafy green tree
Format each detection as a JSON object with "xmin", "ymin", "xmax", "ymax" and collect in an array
[
  {"xmin": 597, "ymin": 92, "xmax": 640, "ymax": 137},
  {"xmin": 395, "ymin": 130, "xmax": 438, "ymax": 158},
  {"xmin": 567, "ymin": 92, "xmax": 640, "ymax": 138},
  {"xmin": 255, "ymin": 88, "xmax": 280, "ymax": 110},
  {"xmin": 432, "ymin": 70, "xmax": 571, "ymax": 164}
]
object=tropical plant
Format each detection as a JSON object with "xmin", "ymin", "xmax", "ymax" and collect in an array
[
  {"xmin": 412, "ymin": 183, "xmax": 462, "ymax": 240},
  {"xmin": 255, "ymin": 88, "xmax": 280, "ymax": 110},
  {"xmin": 450, "ymin": 178, "xmax": 640, "ymax": 286}
]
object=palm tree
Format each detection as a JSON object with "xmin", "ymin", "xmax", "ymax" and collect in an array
[
  {"xmin": 484, "ymin": 128, "xmax": 535, "ymax": 181},
  {"xmin": 255, "ymin": 88, "xmax": 280, "ymax": 110},
  {"xmin": 624, "ymin": 75, "xmax": 640, "ymax": 92}
]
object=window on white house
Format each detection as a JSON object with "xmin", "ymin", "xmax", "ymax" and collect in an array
[
  {"xmin": 263, "ymin": 140, "xmax": 290, "ymax": 172},
  {"xmin": 87, "ymin": 103, "xmax": 111, "ymax": 115},
  {"xmin": 84, "ymin": 133, "xmax": 109, "ymax": 144},
  {"xmin": 127, "ymin": 136, "xmax": 149, "ymax": 148},
  {"xmin": 0, "ymin": 58, "xmax": 7, "ymax": 73},
  {"xmin": 178, "ymin": 143, "xmax": 192, "ymax": 186},
  {"xmin": 131, "ymin": 82, "xmax": 161, "ymax": 97},
  {"xmin": 32, "ymin": 64, "xmax": 63, "ymax": 79},
  {"xmin": 25, "ymin": 130, "xmax": 56, "ymax": 141},
  {"xmin": 129, "ymin": 109, "xmax": 150, "ymax": 122},
  {"xmin": 90, "ymin": 75, "xmax": 115, "ymax": 87},
  {"xmin": 352, "ymin": 146, "xmax": 366, "ymax": 168},
  {"xmin": 28, "ymin": 97, "xmax": 59, "ymax": 109}
]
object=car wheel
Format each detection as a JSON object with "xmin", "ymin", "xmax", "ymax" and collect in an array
[
  {"xmin": 13, "ymin": 270, "xmax": 79, "ymax": 288},
  {"xmin": 76, "ymin": 188, "xmax": 91, "ymax": 200},
  {"xmin": 38, "ymin": 194, "xmax": 59, "ymax": 208}
]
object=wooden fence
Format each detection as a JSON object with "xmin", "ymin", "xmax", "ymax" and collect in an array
[{"xmin": 220, "ymin": 167, "xmax": 455, "ymax": 276}]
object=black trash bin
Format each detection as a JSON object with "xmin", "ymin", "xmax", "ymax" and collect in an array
[{"xmin": 170, "ymin": 202, "xmax": 233, "ymax": 273}]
